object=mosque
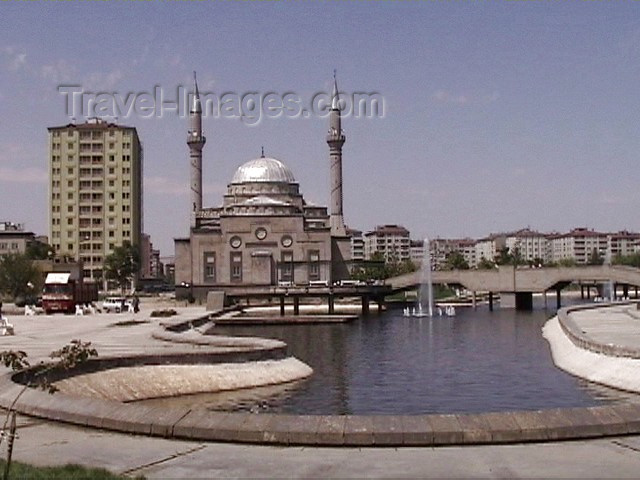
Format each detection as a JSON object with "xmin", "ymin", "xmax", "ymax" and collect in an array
[{"xmin": 174, "ymin": 74, "xmax": 351, "ymax": 299}]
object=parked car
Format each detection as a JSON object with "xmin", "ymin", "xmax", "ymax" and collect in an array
[{"xmin": 102, "ymin": 297, "xmax": 131, "ymax": 313}]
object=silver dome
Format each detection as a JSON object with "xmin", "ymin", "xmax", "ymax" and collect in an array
[{"xmin": 231, "ymin": 157, "xmax": 296, "ymax": 184}]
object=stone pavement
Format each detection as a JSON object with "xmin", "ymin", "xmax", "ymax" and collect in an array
[
  {"xmin": 3, "ymin": 301, "xmax": 640, "ymax": 477},
  {"xmin": 5, "ymin": 414, "xmax": 640, "ymax": 479}
]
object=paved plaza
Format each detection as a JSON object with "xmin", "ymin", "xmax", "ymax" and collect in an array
[{"xmin": 2, "ymin": 300, "xmax": 640, "ymax": 477}]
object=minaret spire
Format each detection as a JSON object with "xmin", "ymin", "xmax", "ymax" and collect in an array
[
  {"xmin": 326, "ymin": 70, "xmax": 346, "ymax": 236},
  {"xmin": 187, "ymin": 71, "xmax": 206, "ymax": 228}
]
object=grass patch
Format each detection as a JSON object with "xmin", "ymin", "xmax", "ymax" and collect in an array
[{"xmin": 0, "ymin": 459, "xmax": 143, "ymax": 479}]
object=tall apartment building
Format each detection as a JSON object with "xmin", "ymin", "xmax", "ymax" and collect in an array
[
  {"xmin": 363, "ymin": 224, "xmax": 411, "ymax": 262},
  {"xmin": 48, "ymin": 118, "xmax": 143, "ymax": 282}
]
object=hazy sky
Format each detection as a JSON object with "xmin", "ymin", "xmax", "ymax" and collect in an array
[{"xmin": 2, "ymin": 1, "xmax": 640, "ymax": 256}]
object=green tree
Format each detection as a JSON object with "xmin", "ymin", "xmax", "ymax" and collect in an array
[
  {"xmin": 0, "ymin": 253, "xmax": 41, "ymax": 301},
  {"xmin": 558, "ymin": 257, "xmax": 577, "ymax": 267},
  {"xmin": 587, "ymin": 248, "xmax": 604, "ymax": 266},
  {"xmin": 494, "ymin": 246, "xmax": 512, "ymax": 266},
  {"xmin": 104, "ymin": 242, "xmax": 140, "ymax": 291},
  {"xmin": 477, "ymin": 256, "xmax": 496, "ymax": 270},
  {"xmin": 612, "ymin": 253, "xmax": 640, "ymax": 268},
  {"xmin": 444, "ymin": 251, "xmax": 469, "ymax": 270},
  {"xmin": 25, "ymin": 241, "xmax": 54, "ymax": 260}
]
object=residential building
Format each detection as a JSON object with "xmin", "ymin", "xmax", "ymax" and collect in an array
[
  {"xmin": 430, "ymin": 238, "xmax": 477, "ymax": 269},
  {"xmin": 0, "ymin": 222, "xmax": 36, "ymax": 256},
  {"xmin": 363, "ymin": 225, "xmax": 411, "ymax": 263},
  {"xmin": 348, "ymin": 228, "xmax": 365, "ymax": 263},
  {"xmin": 475, "ymin": 234, "xmax": 507, "ymax": 265},
  {"xmin": 504, "ymin": 228, "xmax": 549, "ymax": 264},
  {"xmin": 48, "ymin": 118, "xmax": 143, "ymax": 282},
  {"xmin": 549, "ymin": 228, "xmax": 608, "ymax": 265},
  {"xmin": 410, "ymin": 239, "xmax": 425, "ymax": 266}
]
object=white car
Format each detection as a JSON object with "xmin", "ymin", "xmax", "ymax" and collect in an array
[{"xmin": 102, "ymin": 297, "xmax": 130, "ymax": 313}]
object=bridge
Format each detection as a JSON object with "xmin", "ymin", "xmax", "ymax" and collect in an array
[{"xmin": 389, "ymin": 265, "xmax": 640, "ymax": 310}]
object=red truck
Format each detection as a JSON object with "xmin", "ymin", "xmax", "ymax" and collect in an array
[{"xmin": 42, "ymin": 273, "xmax": 99, "ymax": 314}]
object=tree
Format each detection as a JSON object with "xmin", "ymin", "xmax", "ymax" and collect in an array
[
  {"xmin": 0, "ymin": 254, "xmax": 41, "ymax": 301},
  {"xmin": 444, "ymin": 251, "xmax": 469, "ymax": 270},
  {"xmin": 0, "ymin": 340, "xmax": 98, "ymax": 479},
  {"xmin": 494, "ymin": 246, "xmax": 512, "ymax": 266},
  {"xmin": 477, "ymin": 256, "xmax": 496, "ymax": 270},
  {"xmin": 104, "ymin": 242, "xmax": 140, "ymax": 291},
  {"xmin": 587, "ymin": 248, "xmax": 604, "ymax": 266},
  {"xmin": 612, "ymin": 253, "xmax": 640, "ymax": 268},
  {"xmin": 25, "ymin": 241, "xmax": 54, "ymax": 261},
  {"xmin": 558, "ymin": 257, "xmax": 577, "ymax": 267}
]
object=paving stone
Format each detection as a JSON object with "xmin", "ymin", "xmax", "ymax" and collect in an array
[
  {"xmin": 427, "ymin": 414, "xmax": 464, "ymax": 445},
  {"xmin": 235, "ymin": 413, "xmax": 274, "ymax": 443},
  {"xmin": 399, "ymin": 415, "xmax": 433, "ymax": 445},
  {"xmin": 100, "ymin": 403, "xmax": 154, "ymax": 435},
  {"xmin": 267, "ymin": 414, "xmax": 320, "ymax": 445},
  {"xmin": 456, "ymin": 413, "xmax": 492, "ymax": 444},
  {"xmin": 344, "ymin": 415, "xmax": 375, "ymax": 446},
  {"xmin": 476, "ymin": 411, "xmax": 523, "ymax": 443},
  {"xmin": 533, "ymin": 409, "xmax": 576, "ymax": 440},
  {"xmin": 510, "ymin": 411, "xmax": 550, "ymax": 442},
  {"xmin": 587, "ymin": 406, "xmax": 629, "ymax": 436},
  {"xmin": 148, "ymin": 406, "xmax": 191, "ymax": 437},
  {"xmin": 316, "ymin": 415, "xmax": 345, "ymax": 445},
  {"xmin": 609, "ymin": 404, "xmax": 640, "ymax": 432},
  {"xmin": 172, "ymin": 409, "xmax": 218, "ymax": 439},
  {"xmin": 370, "ymin": 415, "xmax": 404, "ymax": 446},
  {"xmin": 559, "ymin": 407, "xmax": 607, "ymax": 438}
]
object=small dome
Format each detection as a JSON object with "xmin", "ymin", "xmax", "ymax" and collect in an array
[{"xmin": 231, "ymin": 157, "xmax": 296, "ymax": 184}]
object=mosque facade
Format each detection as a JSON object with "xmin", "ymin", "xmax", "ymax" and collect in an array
[{"xmin": 174, "ymin": 74, "xmax": 351, "ymax": 298}]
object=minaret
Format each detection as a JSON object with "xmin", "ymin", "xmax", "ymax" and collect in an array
[
  {"xmin": 187, "ymin": 71, "xmax": 206, "ymax": 227},
  {"xmin": 326, "ymin": 71, "xmax": 347, "ymax": 236}
]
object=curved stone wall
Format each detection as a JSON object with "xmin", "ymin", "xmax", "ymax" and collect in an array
[{"xmin": 2, "ymin": 305, "xmax": 640, "ymax": 447}]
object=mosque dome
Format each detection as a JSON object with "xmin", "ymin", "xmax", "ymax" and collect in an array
[{"xmin": 231, "ymin": 157, "xmax": 296, "ymax": 184}]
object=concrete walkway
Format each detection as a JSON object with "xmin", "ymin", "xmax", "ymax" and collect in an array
[
  {"xmin": 3, "ymin": 301, "xmax": 640, "ymax": 477},
  {"xmin": 544, "ymin": 302, "xmax": 640, "ymax": 392},
  {"xmin": 5, "ymin": 414, "xmax": 640, "ymax": 479}
]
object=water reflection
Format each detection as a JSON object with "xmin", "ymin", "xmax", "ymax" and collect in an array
[{"xmin": 138, "ymin": 302, "xmax": 640, "ymax": 415}]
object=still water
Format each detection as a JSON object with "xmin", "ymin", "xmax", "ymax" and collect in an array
[{"xmin": 140, "ymin": 302, "xmax": 639, "ymax": 415}]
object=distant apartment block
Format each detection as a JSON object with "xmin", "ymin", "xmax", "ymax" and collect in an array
[
  {"xmin": 364, "ymin": 224, "xmax": 411, "ymax": 262},
  {"xmin": 48, "ymin": 118, "xmax": 143, "ymax": 281},
  {"xmin": 347, "ymin": 228, "xmax": 365, "ymax": 263},
  {"xmin": 505, "ymin": 228, "xmax": 550, "ymax": 264},
  {"xmin": 430, "ymin": 238, "xmax": 477, "ymax": 269},
  {"xmin": 0, "ymin": 222, "xmax": 38, "ymax": 256},
  {"xmin": 410, "ymin": 239, "xmax": 425, "ymax": 266}
]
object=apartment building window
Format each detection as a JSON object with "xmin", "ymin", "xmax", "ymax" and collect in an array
[
  {"xmin": 109, "ymin": 231, "xmax": 114, "ymax": 238},
  {"xmin": 67, "ymin": 218, "xmax": 73, "ymax": 225},
  {"xmin": 109, "ymin": 205, "xmax": 114, "ymax": 212},
  {"xmin": 67, "ymin": 167, "xmax": 74, "ymax": 174},
  {"xmin": 230, "ymin": 252, "xmax": 242, "ymax": 283},
  {"xmin": 123, "ymin": 230, "xmax": 130, "ymax": 237},
  {"xmin": 203, "ymin": 252, "xmax": 216, "ymax": 283},
  {"xmin": 308, "ymin": 250, "xmax": 320, "ymax": 281},
  {"xmin": 67, "ymin": 192, "xmax": 74, "ymax": 200}
]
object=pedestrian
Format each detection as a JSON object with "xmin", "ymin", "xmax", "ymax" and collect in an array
[{"xmin": 133, "ymin": 295, "xmax": 139, "ymax": 314}]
